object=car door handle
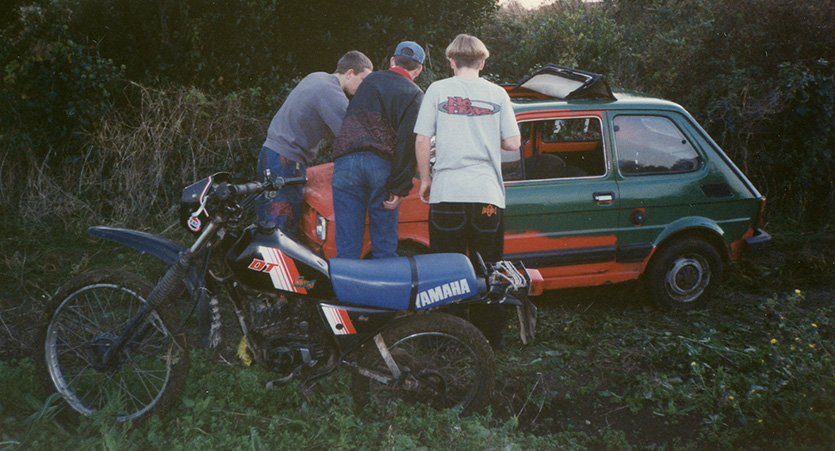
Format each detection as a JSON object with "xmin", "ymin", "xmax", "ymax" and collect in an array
[{"xmin": 593, "ymin": 191, "xmax": 615, "ymax": 205}]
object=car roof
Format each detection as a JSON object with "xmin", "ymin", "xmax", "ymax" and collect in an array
[
  {"xmin": 508, "ymin": 88, "xmax": 687, "ymax": 115},
  {"xmin": 505, "ymin": 65, "xmax": 688, "ymax": 115}
]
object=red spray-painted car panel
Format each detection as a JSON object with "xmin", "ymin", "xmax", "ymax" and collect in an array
[{"xmin": 299, "ymin": 81, "xmax": 770, "ymax": 309}]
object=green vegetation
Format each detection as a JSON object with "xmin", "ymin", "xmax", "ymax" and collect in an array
[
  {"xmin": 1, "ymin": 222, "xmax": 833, "ymax": 449},
  {"xmin": 1, "ymin": 0, "xmax": 834, "ymax": 448},
  {"xmin": 3, "ymin": 0, "xmax": 833, "ymax": 233}
]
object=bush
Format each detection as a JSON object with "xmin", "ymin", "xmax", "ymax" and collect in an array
[
  {"xmin": 482, "ymin": 1, "xmax": 628, "ymax": 84},
  {"xmin": 482, "ymin": 0, "xmax": 835, "ymax": 232},
  {"xmin": 1, "ymin": 83, "xmax": 282, "ymax": 233},
  {"xmin": 0, "ymin": 3, "xmax": 124, "ymax": 164}
]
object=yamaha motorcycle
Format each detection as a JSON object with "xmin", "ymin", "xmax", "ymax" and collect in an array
[{"xmin": 37, "ymin": 172, "xmax": 538, "ymax": 422}]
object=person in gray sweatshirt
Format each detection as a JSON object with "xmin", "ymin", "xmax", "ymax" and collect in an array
[{"xmin": 257, "ymin": 50, "xmax": 373, "ymax": 236}]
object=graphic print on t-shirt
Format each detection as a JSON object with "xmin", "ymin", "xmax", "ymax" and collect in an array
[{"xmin": 439, "ymin": 96, "xmax": 501, "ymax": 116}]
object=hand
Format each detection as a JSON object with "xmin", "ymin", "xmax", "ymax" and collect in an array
[
  {"xmin": 419, "ymin": 180, "xmax": 431, "ymax": 204},
  {"xmin": 383, "ymin": 193, "xmax": 402, "ymax": 210}
]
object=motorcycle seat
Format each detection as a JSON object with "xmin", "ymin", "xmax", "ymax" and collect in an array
[{"xmin": 328, "ymin": 253, "xmax": 479, "ymax": 310}]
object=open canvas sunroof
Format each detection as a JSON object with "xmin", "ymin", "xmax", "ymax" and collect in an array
[{"xmin": 512, "ymin": 64, "xmax": 615, "ymax": 101}]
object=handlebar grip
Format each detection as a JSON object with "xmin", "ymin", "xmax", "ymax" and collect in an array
[
  {"xmin": 280, "ymin": 176, "xmax": 308, "ymax": 187},
  {"xmin": 215, "ymin": 176, "xmax": 306, "ymax": 201},
  {"xmin": 230, "ymin": 181, "xmax": 265, "ymax": 196}
]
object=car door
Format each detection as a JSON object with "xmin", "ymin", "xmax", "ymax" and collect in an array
[
  {"xmin": 611, "ymin": 111, "xmax": 721, "ymax": 261},
  {"xmin": 502, "ymin": 111, "xmax": 621, "ymax": 289}
]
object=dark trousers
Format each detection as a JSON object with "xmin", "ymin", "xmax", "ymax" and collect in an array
[{"xmin": 429, "ymin": 202, "xmax": 506, "ymax": 346}]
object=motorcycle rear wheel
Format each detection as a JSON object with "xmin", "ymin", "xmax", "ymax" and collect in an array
[
  {"xmin": 351, "ymin": 312, "xmax": 495, "ymax": 415},
  {"xmin": 36, "ymin": 270, "xmax": 189, "ymax": 422}
]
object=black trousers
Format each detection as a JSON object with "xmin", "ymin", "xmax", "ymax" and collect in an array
[{"xmin": 429, "ymin": 202, "xmax": 506, "ymax": 346}]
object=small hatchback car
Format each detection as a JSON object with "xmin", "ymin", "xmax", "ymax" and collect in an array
[{"xmin": 299, "ymin": 65, "xmax": 770, "ymax": 309}]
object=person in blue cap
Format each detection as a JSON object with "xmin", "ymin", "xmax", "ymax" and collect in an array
[{"xmin": 331, "ymin": 41, "xmax": 426, "ymax": 259}]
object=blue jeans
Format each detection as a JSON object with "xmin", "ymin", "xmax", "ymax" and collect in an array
[
  {"xmin": 332, "ymin": 151, "xmax": 398, "ymax": 259},
  {"xmin": 256, "ymin": 147, "xmax": 306, "ymax": 236}
]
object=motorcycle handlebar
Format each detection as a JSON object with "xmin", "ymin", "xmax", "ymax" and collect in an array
[
  {"xmin": 276, "ymin": 175, "xmax": 308, "ymax": 189},
  {"xmin": 215, "ymin": 176, "xmax": 308, "ymax": 200}
]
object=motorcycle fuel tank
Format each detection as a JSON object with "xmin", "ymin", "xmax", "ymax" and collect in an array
[{"xmin": 226, "ymin": 225, "xmax": 332, "ymax": 297}]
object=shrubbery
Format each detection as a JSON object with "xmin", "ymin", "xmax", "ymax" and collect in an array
[
  {"xmin": 486, "ymin": 0, "xmax": 835, "ymax": 226},
  {"xmin": 1, "ymin": 3, "xmax": 124, "ymax": 163},
  {"xmin": 1, "ymin": 0, "xmax": 833, "ymax": 231}
]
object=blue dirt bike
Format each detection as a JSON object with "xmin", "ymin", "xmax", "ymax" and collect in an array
[{"xmin": 37, "ymin": 172, "xmax": 538, "ymax": 422}]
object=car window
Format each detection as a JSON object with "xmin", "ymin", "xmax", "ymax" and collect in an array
[
  {"xmin": 507, "ymin": 117, "xmax": 604, "ymax": 181},
  {"xmin": 519, "ymin": 122, "xmax": 532, "ymax": 144},
  {"xmin": 501, "ymin": 146, "xmax": 524, "ymax": 181},
  {"xmin": 614, "ymin": 115, "xmax": 702, "ymax": 176},
  {"xmin": 542, "ymin": 118, "xmax": 602, "ymax": 143}
]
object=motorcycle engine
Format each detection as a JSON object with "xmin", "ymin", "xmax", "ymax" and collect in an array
[{"xmin": 246, "ymin": 294, "xmax": 328, "ymax": 375}]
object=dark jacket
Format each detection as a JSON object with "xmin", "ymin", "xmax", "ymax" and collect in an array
[{"xmin": 332, "ymin": 69, "xmax": 424, "ymax": 197}]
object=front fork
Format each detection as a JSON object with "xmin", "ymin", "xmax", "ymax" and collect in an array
[{"xmin": 99, "ymin": 222, "xmax": 217, "ymax": 367}]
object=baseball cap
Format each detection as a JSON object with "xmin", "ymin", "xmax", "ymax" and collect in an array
[{"xmin": 394, "ymin": 41, "xmax": 425, "ymax": 64}]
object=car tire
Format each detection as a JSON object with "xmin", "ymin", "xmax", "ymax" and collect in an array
[{"xmin": 645, "ymin": 238, "xmax": 723, "ymax": 310}]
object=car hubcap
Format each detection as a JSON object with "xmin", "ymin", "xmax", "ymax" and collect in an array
[{"xmin": 665, "ymin": 255, "xmax": 710, "ymax": 303}]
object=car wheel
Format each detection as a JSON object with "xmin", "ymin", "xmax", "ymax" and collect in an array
[{"xmin": 645, "ymin": 238, "xmax": 723, "ymax": 310}]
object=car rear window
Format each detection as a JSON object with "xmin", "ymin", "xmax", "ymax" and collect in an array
[{"xmin": 614, "ymin": 115, "xmax": 702, "ymax": 176}]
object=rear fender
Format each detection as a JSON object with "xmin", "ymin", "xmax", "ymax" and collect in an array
[{"xmin": 651, "ymin": 218, "xmax": 729, "ymax": 266}]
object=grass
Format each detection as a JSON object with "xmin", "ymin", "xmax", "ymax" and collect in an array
[
  {"xmin": 2, "ymin": 223, "xmax": 834, "ymax": 449},
  {"xmin": 1, "ymin": 211, "xmax": 834, "ymax": 449},
  {"xmin": 2, "ymin": 72, "xmax": 834, "ymax": 449},
  {"xmin": 2, "ymin": 288, "xmax": 832, "ymax": 450}
]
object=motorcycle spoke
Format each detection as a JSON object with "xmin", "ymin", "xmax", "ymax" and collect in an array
[
  {"xmin": 56, "ymin": 312, "xmax": 110, "ymax": 340},
  {"xmin": 63, "ymin": 361, "xmax": 96, "ymax": 388},
  {"xmin": 42, "ymin": 273, "xmax": 189, "ymax": 422},
  {"xmin": 131, "ymin": 364, "xmax": 166, "ymax": 405},
  {"xmin": 53, "ymin": 333, "xmax": 94, "ymax": 361}
]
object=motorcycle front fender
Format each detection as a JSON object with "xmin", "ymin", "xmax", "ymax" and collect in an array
[{"xmin": 88, "ymin": 226, "xmax": 185, "ymax": 265}]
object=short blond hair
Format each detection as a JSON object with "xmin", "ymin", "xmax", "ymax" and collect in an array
[{"xmin": 445, "ymin": 34, "xmax": 489, "ymax": 69}]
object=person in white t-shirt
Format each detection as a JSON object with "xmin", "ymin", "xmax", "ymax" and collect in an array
[{"xmin": 414, "ymin": 34, "xmax": 521, "ymax": 348}]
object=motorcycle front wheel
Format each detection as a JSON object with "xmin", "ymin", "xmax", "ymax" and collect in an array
[
  {"xmin": 36, "ymin": 270, "xmax": 189, "ymax": 422},
  {"xmin": 351, "ymin": 312, "xmax": 495, "ymax": 415}
]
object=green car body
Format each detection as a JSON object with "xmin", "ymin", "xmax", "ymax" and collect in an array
[{"xmin": 300, "ymin": 75, "xmax": 770, "ymax": 309}]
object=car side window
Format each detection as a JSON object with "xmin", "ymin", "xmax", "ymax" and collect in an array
[
  {"xmin": 516, "ymin": 117, "xmax": 604, "ymax": 181},
  {"xmin": 542, "ymin": 118, "xmax": 601, "ymax": 143},
  {"xmin": 614, "ymin": 115, "xmax": 702, "ymax": 176}
]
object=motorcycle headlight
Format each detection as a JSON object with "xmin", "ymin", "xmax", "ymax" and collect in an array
[{"xmin": 315, "ymin": 213, "xmax": 328, "ymax": 241}]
